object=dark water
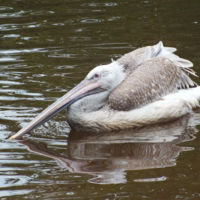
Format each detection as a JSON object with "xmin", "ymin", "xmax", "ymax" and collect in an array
[{"xmin": 0, "ymin": 0, "xmax": 200, "ymax": 199}]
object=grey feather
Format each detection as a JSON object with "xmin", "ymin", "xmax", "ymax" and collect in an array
[{"xmin": 109, "ymin": 57, "xmax": 197, "ymax": 111}]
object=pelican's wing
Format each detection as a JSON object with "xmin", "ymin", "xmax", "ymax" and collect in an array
[
  {"xmin": 117, "ymin": 41, "xmax": 195, "ymax": 75},
  {"xmin": 109, "ymin": 57, "xmax": 198, "ymax": 111}
]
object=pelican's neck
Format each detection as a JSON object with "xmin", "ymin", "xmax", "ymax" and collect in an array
[
  {"xmin": 66, "ymin": 90, "xmax": 109, "ymax": 120},
  {"xmin": 66, "ymin": 91, "xmax": 110, "ymax": 130}
]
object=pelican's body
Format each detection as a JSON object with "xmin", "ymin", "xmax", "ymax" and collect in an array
[
  {"xmin": 67, "ymin": 88, "xmax": 200, "ymax": 131},
  {"xmin": 10, "ymin": 42, "xmax": 200, "ymax": 139}
]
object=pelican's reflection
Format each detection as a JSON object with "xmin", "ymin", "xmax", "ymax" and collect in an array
[{"xmin": 19, "ymin": 113, "xmax": 199, "ymax": 184}]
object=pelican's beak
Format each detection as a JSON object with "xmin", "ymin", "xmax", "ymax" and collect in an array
[{"xmin": 9, "ymin": 79, "xmax": 102, "ymax": 139}]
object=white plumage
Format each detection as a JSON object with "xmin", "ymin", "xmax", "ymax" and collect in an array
[{"xmin": 67, "ymin": 87, "xmax": 200, "ymax": 131}]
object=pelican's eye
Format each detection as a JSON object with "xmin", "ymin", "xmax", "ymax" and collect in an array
[{"xmin": 93, "ymin": 73, "xmax": 101, "ymax": 79}]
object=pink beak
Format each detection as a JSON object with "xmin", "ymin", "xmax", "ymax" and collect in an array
[{"xmin": 10, "ymin": 79, "xmax": 102, "ymax": 139}]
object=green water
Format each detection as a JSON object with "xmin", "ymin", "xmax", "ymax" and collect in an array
[{"xmin": 0, "ymin": 0, "xmax": 200, "ymax": 199}]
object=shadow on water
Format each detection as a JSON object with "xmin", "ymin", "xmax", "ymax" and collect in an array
[{"xmin": 18, "ymin": 113, "xmax": 199, "ymax": 185}]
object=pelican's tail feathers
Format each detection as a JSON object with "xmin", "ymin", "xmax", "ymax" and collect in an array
[
  {"xmin": 152, "ymin": 41, "xmax": 194, "ymax": 69},
  {"xmin": 181, "ymin": 67, "xmax": 198, "ymax": 78},
  {"xmin": 178, "ymin": 87, "xmax": 200, "ymax": 108}
]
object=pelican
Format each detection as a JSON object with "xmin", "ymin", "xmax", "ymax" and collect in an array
[{"xmin": 10, "ymin": 41, "xmax": 200, "ymax": 139}]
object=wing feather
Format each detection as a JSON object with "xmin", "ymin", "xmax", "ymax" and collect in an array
[
  {"xmin": 117, "ymin": 41, "xmax": 195, "ymax": 74},
  {"xmin": 109, "ymin": 57, "xmax": 197, "ymax": 111}
]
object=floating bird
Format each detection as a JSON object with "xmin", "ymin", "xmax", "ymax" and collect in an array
[{"xmin": 10, "ymin": 42, "xmax": 200, "ymax": 139}]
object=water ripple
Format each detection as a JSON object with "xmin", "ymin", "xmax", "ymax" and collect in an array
[
  {"xmin": 0, "ymin": 89, "xmax": 42, "ymax": 96},
  {"xmin": 0, "ymin": 96, "xmax": 51, "ymax": 101},
  {"xmin": 0, "ymin": 22, "xmax": 42, "ymax": 31},
  {"xmin": 0, "ymin": 189, "xmax": 33, "ymax": 198},
  {"xmin": 0, "ymin": 80, "xmax": 23, "ymax": 85},
  {"xmin": 0, "ymin": 6, "xmax": 13, "ymax": 11},
  {"xmin": 3, "ymin": 34, "xmax": 20, "ymax": 38},
  {"xmin": 82, "ymin": 3, "xmax": 118, "ymax": 7},
  {"xmin": 0, "ymin": 48, "xmax": 46, "ymax": 54},
  {"xmin": 0, "ymin": 10, "xmax": 30, "ymax": 18},
  {"xmin": 80, "ymin": 18, "xmax": 100, "ymax": 23},
  {"xmin": 0, "ymin": 107, "xmax": 41, "ymax": 121},
  {"xmin": 0, "ymin": 57, "xmax": 17, "ymax": 62}
]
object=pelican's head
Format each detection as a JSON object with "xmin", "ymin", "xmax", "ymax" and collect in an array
[
  {"xmin": 86, "ymin": 61, "xmax": 126, "ymax": 91},
  {"xmin": 10, "ymin": 61, "xmax": 125, "ymax": 139}
]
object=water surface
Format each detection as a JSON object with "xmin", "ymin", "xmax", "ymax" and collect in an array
[{"xmin": 0, "ymin": 0, "xmax": 200, "ymax": 199}]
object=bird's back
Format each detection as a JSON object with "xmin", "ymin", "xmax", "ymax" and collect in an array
[{"xmin": 109, "ymin": 42, "xmax": 197, "ymax": 111}]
